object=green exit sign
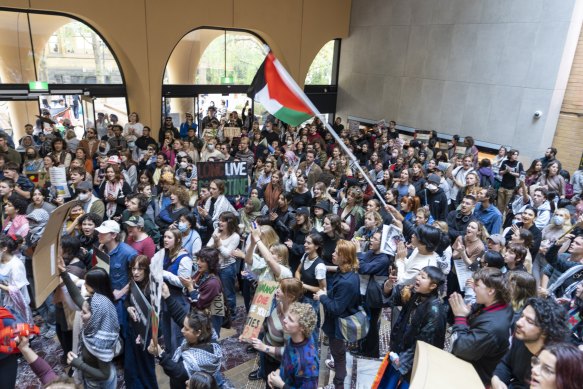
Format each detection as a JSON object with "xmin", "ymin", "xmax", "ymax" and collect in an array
[
  {"xmin": 28, "ymin": 81, "xmax": 48, "ymax": 91},
  {"xmin": 220, "ymin": 76, "xmax": 233, "ymax": 84}
]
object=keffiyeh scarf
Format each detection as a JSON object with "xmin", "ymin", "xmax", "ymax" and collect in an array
[{"xmin": 80, "ymin": 293, "xmax": 121, "ymax": 362}]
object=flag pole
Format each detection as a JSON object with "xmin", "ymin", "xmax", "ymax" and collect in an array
[{"xmin": 268, "ymin": 56, "xmax": 387, "ymax": 206}]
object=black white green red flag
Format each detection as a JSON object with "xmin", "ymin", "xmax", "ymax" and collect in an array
[{"xmin": 247, "ymin": 52, "xmax": 315, "ymax": 126}]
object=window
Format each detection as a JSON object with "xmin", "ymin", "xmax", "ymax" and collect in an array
[{"xmin": 305, "ymin": 40, "xmax": 338, "ymax": 85}]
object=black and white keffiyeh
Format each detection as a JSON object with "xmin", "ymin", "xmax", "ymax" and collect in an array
[
  {"xmin": 173, "ymin": 340, "xmax": 223, "ymax": 378},
  {"xmin": 81, "ymin": 293, "xmax": 121, "ymax": 362}
]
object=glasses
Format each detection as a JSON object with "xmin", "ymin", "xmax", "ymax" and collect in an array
[{"xmin": 531, "ymin": 356, "xmax": 555, "ymax": 378}]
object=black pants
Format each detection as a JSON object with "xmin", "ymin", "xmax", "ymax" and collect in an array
[
  {"xmin": 361, "ymin": 307, "xmax": 382, "ymax": 358},
  {"xmin": 329, "ymin": 337, "xmax": 347, "ymax": 389},
  {"xmin": 0, "ymin": 354, "xmax": 18, "ymax": 389}
]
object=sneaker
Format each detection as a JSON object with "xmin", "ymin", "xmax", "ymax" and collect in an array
[
  {"xmin": 325, "ymin": 358, "xmax": 335, "ymax": 370},
  {"xmin": 43, "ymin": 327, "xmax": 56, "ymax": 339}
]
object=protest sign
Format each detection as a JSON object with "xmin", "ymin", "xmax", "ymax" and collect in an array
[
  {"xmin": 453, "ymin": 259, "xmax": 474, "ymax": 291},
  {"xmin": 129, "ymin": 280, "xmax": 152, "ymax": 350},
  {"xmin": 92, "ymin": 247, "xmax": 110, "ymax": 273},
  {"xmin": 416, "ymin": 130, "xmax": 431, "ymax": 142},
  {"xmin": 223, "ymin": 127, "xmax": 241, "ymax": 139},
  {"xmin": 410, "ymin": 341, "xmax": 484, "ymax": 388},
  {"xmin": 49, "ymin": 166, "xmax": 71, "ymax": 198},
  {"xmin": 239, "ymin": 280, "xmax": 279, "ymax": 341},
  {"xmin": 32, "ymin": 201, "xmax": 77, "ymax": 307},
  {"xmin": 197, "ymin": 161, "xmax": 248, "ymax": 196},
  {"xmin": 455, "ymin": 146, "xmax": 467, "ymax": 158},
  {"xmin": 25, "ymin": 171, "xmax": 48, "ymax": 188},
  {"xmin": 380, "ymin": 224, "xmax": 405, "ymax": 256},
  {"xmin": 348, "ymin": 119, "xmax": 360, "ymax": 137},
  {"xmin": 149, "ymin": 257, "xmax": 163, "ymax": 348}
]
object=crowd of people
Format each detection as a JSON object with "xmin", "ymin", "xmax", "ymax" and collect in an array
[{"xmin": 0, "ymin": 104, "xmax": 582, "ymax": 389}]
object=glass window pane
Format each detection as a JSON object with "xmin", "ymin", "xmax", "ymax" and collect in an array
[
  {"xmin": 165, "ymin": 29, "xmax": 264, "ymax": 85},
  {"xmin": 30, "ymin": 14, "xmax": 123, "ymax": 84},
  {"xmin": 93, "ymin": 97, "xmax": 128, "ymax": 127},
  {"xmin": 305, "ymin": 40, "xmax": 335, "ymax": 85}
]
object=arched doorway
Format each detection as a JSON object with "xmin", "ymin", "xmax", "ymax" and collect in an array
[{"xmin": 0, "ymin": 9, "xmax": 128, "ymax": 140}]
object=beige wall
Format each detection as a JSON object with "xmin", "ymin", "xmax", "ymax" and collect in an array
[
  {"xmin": 2, "ymin": 0, "xmax": 350, "ymax": 138},
  {"xmin": 554, "ymin": 23, "xmax": 583, "ymax": 173}
]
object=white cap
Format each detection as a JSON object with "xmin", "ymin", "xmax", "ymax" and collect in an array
[{"xmin": 95, "ymin": 220, "xmax": 121, "ymax": 234}]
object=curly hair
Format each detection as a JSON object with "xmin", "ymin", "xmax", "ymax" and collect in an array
[
  {"xmin": 288, "ymin": 302, "xmax": 317, "ymax": 338},
  {"xmin": 524, "ymin": 297, "xmax": 570, "ymax": 343}
]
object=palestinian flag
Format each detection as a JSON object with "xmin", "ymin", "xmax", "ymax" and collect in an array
[{"xmin": 247, "ymin": 52, "xmax": 315, "ymax": 126}]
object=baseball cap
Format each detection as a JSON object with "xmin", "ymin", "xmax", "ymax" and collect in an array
[
  {"xmin": 124, "ymin": 216, "xmax": 144, "ymax": 228},
  {"xmin": 487, "ymin": 234, "xmax": 506, "ymax": 246},
  {"xmin": 107, "ymin": 155, "xmax": 121, "ymax": 165},
  {"xmin": 427, "ymin": 173, "xmax": 441, "ymax": 185},
  {"xmin": 95, "ymin": 220, "xmax": 121, "ymax": 234},
  {"xmin": 76, "ymin": 181, "xmax": 92, "ymax": 192}
]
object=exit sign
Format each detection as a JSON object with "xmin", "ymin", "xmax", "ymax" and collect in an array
[
  {"xmin": 28, "ymin": 81, "xmax": 48, "ymax": 91},
  {"xmin": 221, "ymin": 76, "xmax": 233, "ymax": 84}
]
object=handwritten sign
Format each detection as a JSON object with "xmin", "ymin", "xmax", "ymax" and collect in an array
[
  {"xmin": 49, "ymin": 166, "xmax": 71, "ymax": 199},
  {"xmin": 239, "ymin": 280, "xmax": 279, "ymax": 341},
  {"xmin": 197, "ymin": 161, "xmax": 248, "ymax": 196},
  {"xmin": 348, "ymin": 119, "xmax": 360, "ymax": 137},
  {"xmin": 129, "ymin": 280, "xmax": 152, "ymax": 350},
  {"xmin": 223, "ymin": 127, "xmax": 241, "ymax": 139}
]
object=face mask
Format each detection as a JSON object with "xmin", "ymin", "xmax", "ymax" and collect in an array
[
  {"xmin": 27, "ymin": 154, "xmax": 36, "ymax": 158},
  {"xmin": 180, "ymin": 162, "xmax": 188, "ymax": 169},
  {"xmin": 426, "ymin": 184, "xmax": 438, "ymax": 191},
  {"xmin": 287, "ymin": 140, "xmax": 292, "ymax": 146},
  {"xmin": 177, "ymin": 222, "xmax": 189, "ymax": 232},
  {"xmin": 207, "ymin": 144, "xmax": 215, "ymax": 151},
  {"xmin": 78, "ymin": 192, "xmax": 90, "ymax": 201},
  {"xmin": 128, "ymin": 141, "xmax": 135, "ymax": 148},
  {"xmin": 552, "ymin": 216, "xmax": 564, "ymax": 226},
  {"xmin": 99, "ymin": 147, "xmax": 106, "ymax": 152}
]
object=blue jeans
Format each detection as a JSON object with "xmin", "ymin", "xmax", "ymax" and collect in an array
[
  {"xmin": 211, "ymin": 315, "xmax": 222, "ymax": 339},
  {"xmin": 219, "ymin": 262, "xmax": 238, "ymax": 317}
]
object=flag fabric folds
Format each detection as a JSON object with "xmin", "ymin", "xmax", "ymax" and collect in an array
[{"xmin": 247, "ymin": 52, "xmax": 315, "ymax": 126}]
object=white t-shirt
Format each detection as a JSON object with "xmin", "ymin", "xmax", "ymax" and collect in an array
[
  {"xmin": 249, "ymin": 253, "xmax": 293, "ymax": 282},
  {"xmin": 302, "ymin": 256, "xmax": 327, "ymax": 280}
]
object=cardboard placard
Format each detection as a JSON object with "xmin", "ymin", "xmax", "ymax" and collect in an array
[
  {"xmin": 197, "ymin": 161, "xmax": 249, "ymax": 196},
  {"xmin": 223, "ymin": 127, "xmax": 241, "ymax": 139},
  {"xmin": 91, "ymin": 247, "xmax": 111, "ymax": 273},
  {"xmin": 129, "ymin": 280, "xmax": 152, "ymax": 350},
  {"xmin": 25, "ymin": 171, "xmax": 48, "ymax": 188},
  {"xmin": 239, "ymin": 280, "xmax": 279, "ymax": 341},
  {"xmin": 32, "ymin": 201, "xmax": 77, "ymax": 306},
  {"xmin": 455, "ymin": 146, "xmax": 467, "ymax": 158},
  {"xmin": 410, "ymin": 341, "xmax": 484, "ymax": 388}
]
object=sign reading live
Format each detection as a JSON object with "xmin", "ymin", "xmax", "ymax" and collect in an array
[
  {"xmin": 197, "ymin": 161, "xmax": 248, "ymax": 196},
  {"xmin": 239, "ymin": 281, "xmax": 279, "ymax": 341}
]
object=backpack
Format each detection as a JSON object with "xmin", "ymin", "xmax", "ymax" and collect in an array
[{"xmin": 479, "ymin": 172, "xmax": 494, "ymax": 189}]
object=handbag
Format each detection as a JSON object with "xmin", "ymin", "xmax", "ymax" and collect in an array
[
  {"xmin": 338, "ymin": 305, "xmax": 370, "ymax": 342},
  {"xmin": 365, "ymin": 275, "xmax": 384, "ymax": 309}
]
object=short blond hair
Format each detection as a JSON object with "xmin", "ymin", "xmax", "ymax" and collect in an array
[{"xmin": 288, "ymin": 302, "xmax": 317, "ymax": 338}]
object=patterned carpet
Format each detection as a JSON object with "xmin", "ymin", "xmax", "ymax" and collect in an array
[{"xmin": 16, "ymin": 306, "xmax": 253, "ymax": 389}]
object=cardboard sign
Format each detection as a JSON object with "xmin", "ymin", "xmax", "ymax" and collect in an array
[
  {"xmin": 25, "ymin": 171, "xmax": 48, "ymax": 188},
  {"xmin": 223, "ymin": 127, "xmax": 241, "ymax": 139},
  {"xmin": 92, "ymin": 247, "xmax": 110, "ymax": 273},
  {"xmin": 129, "ymin": 280, "xmax": 152, "ymax": 350},
  {"xmin": 32, "ymin": 201, "xmax": 77, "ymax": 307},
  {"xmin": 455, "ymin": 146, "xmax": 467, "ymax": 158},
  {"xmin": 197, "ymin": 161, "xmax": 249, "ymax": 196},
  {"xmin": 410, "ymin": 341, "xmax": 484, "ymax": 388},
  {"xmin": 239, "ymin": 280, "xmax": 279, "ymax": 341}
]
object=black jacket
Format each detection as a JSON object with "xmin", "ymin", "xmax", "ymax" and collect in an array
[
  {"xmin": 419, "ymin": 187, "xmax": 448, "ymax": 221},
  {"xmin": 320, "ymin": 271, "xmax": 360, "ymax": 339},
  {"xmin": 492, "ymin": 339, "xmax": 533, "ymax": 389},
  {"xmin": 386, "ymin": 287, "xmax": 446, "ymax": 377},
  {"xmin": 450, "ymin": 302, "xmax": 513, "ymax": 384},
  {"xmin": 446, "ymin": 210, "xmax": 477, "ymax": 242}
]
